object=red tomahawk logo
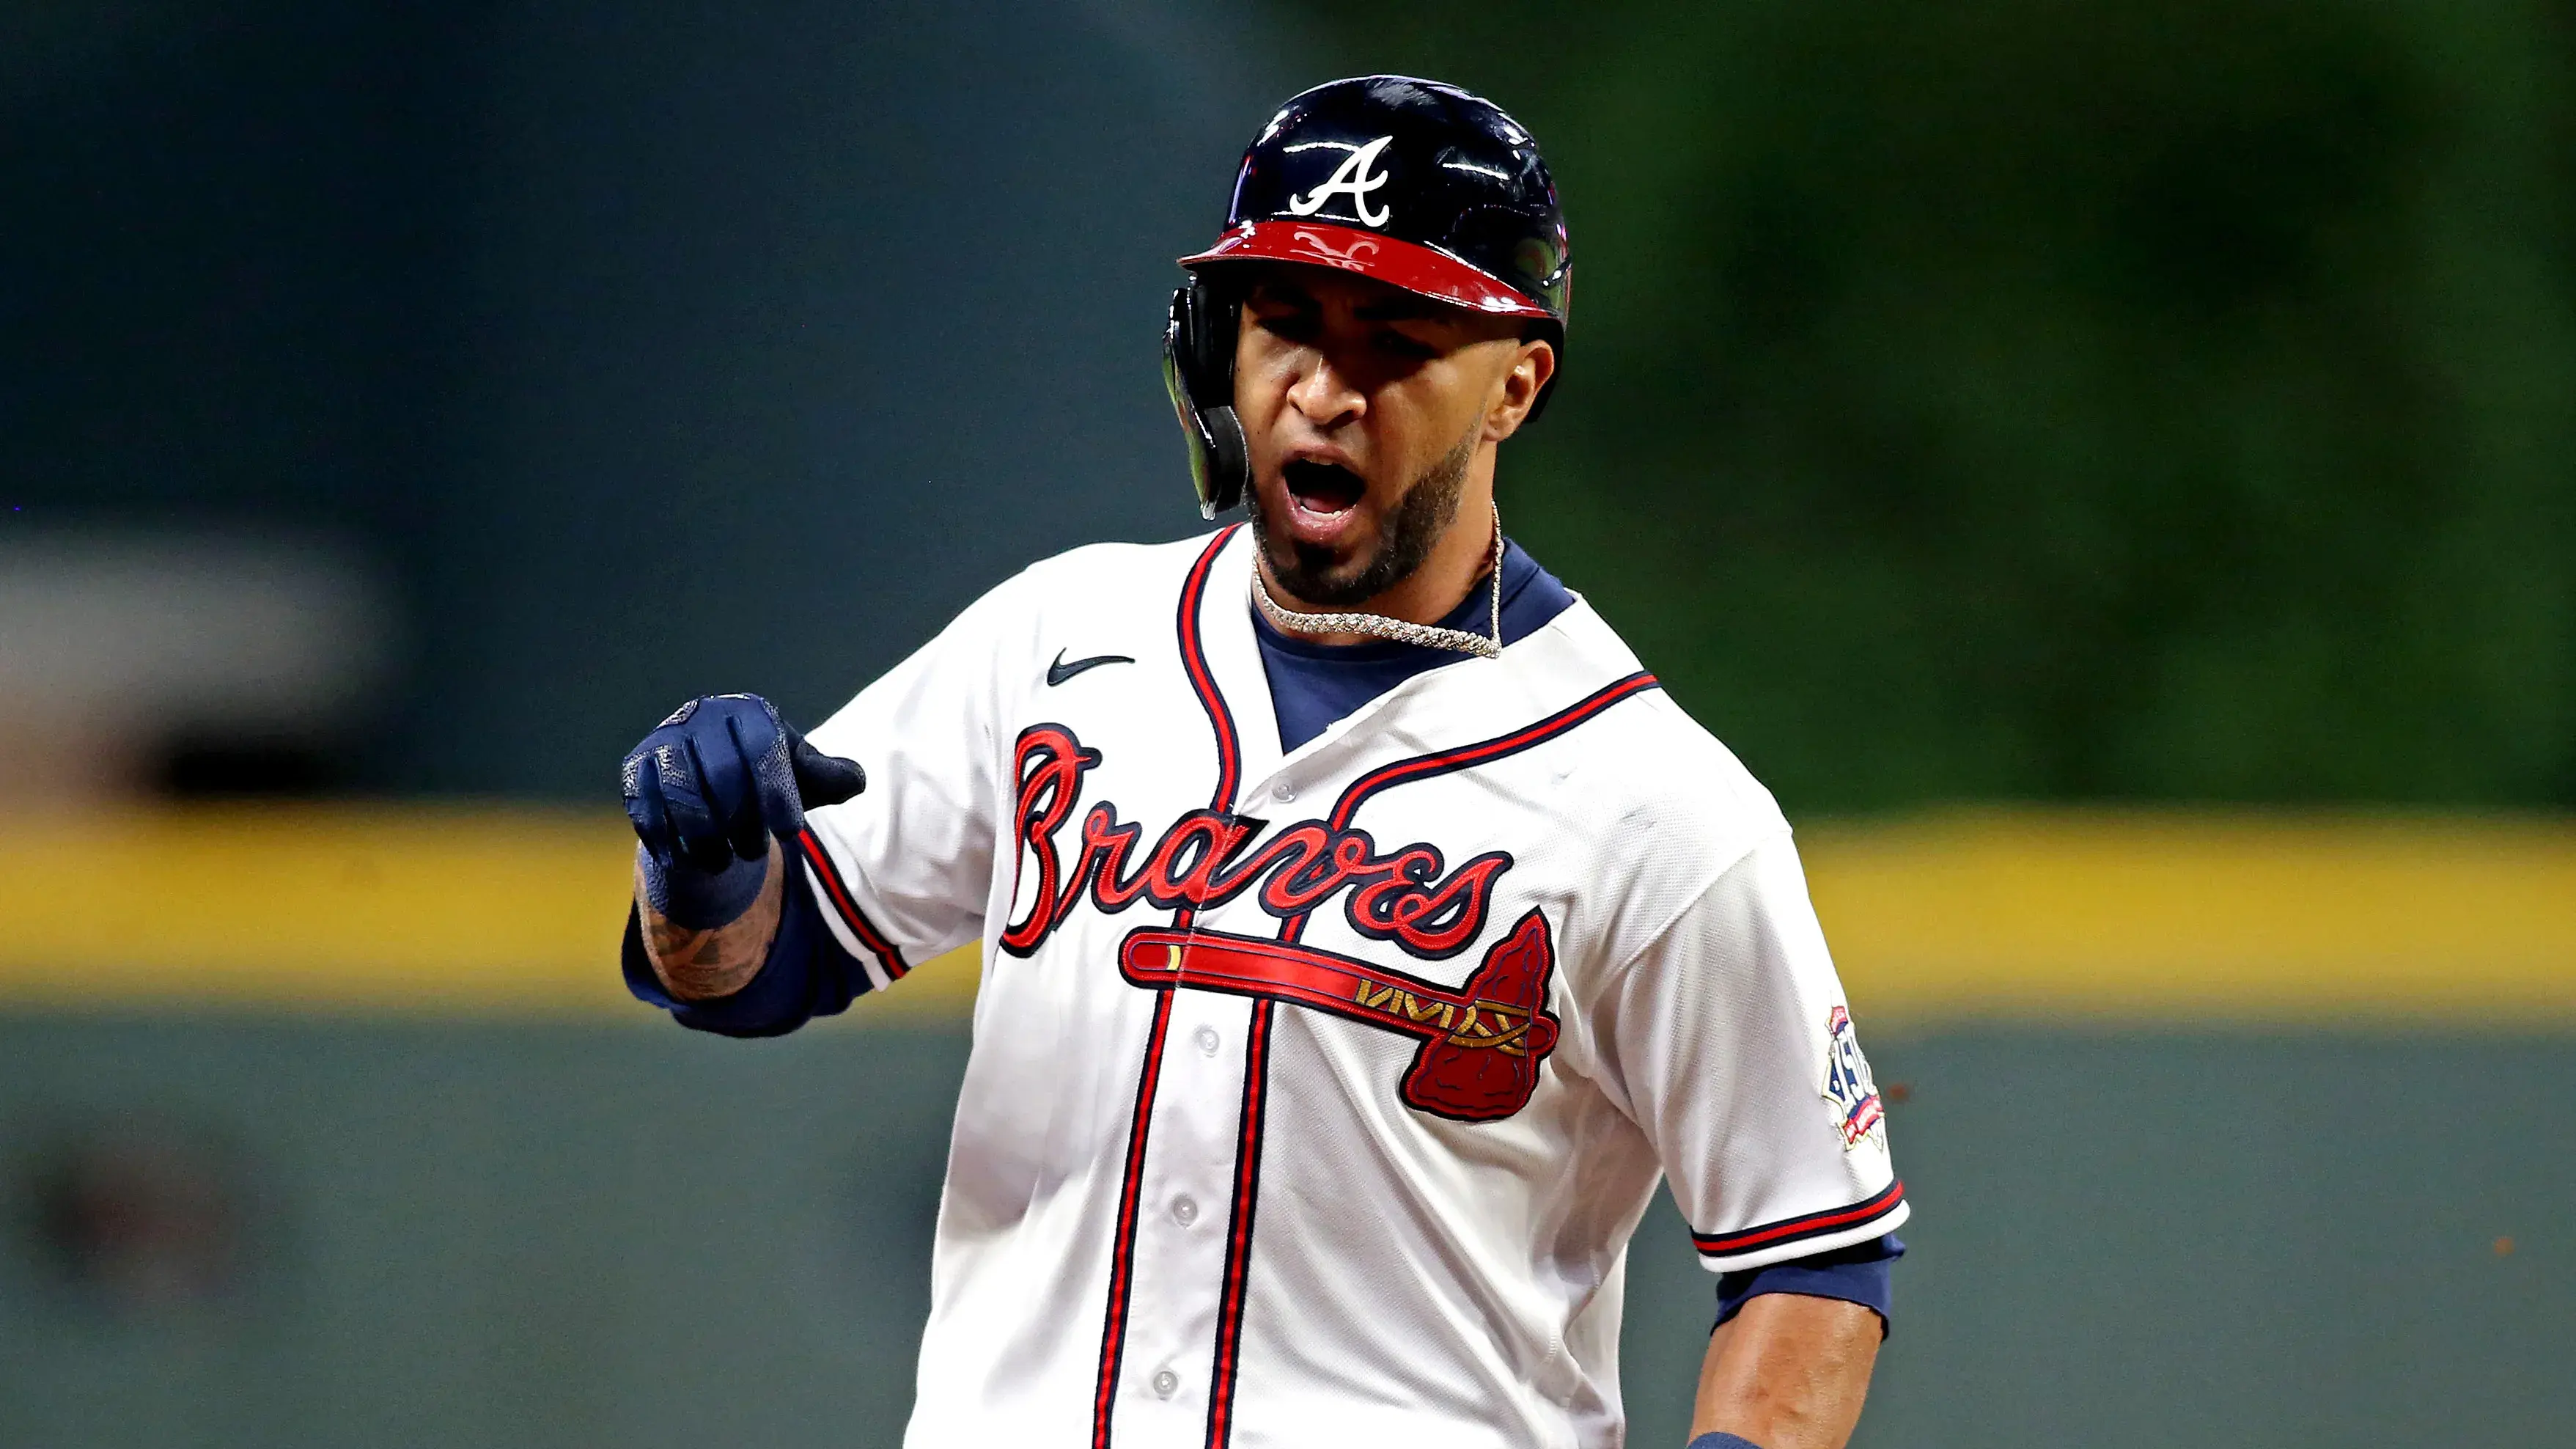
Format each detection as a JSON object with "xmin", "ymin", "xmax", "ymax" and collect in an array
[{"xmin": 1119, "ymin": 909, "xmax": 1561, "ymax": 1122}]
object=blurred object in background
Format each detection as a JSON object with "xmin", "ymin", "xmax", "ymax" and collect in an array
[
  {"xmin": 0, "ymin": 536, "xmax": 383, "ymax": 804},
  {"xmin": 1, "ymin": 0, "xmax": 1281, "ymax": 799},
  {"xmin": 21, "ymin": 1117, "xmax": 252, "ymax": 1312}
]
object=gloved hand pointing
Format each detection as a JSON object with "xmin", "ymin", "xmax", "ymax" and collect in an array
[{"xmin": 621, "ymin": 694, "xmax": 865, "ymax": 879}]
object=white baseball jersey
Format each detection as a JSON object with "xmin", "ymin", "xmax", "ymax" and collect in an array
[{"xmin": 794, "ymin": 526, "xmax": 1906, "ymax": 1449}]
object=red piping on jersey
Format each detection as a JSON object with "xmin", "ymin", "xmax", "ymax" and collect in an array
[
  {"xmin": 1278, "ymin": 670, "xmax": 1662, "ymax": 947},
  {"xmin": 1092, "ymin": 991, "xmax": 1177, "ymax": 1443},
  {"xmin": 1690, "ymin": 1179, "xmax": 1907, "ymax": 1259},
  {"xmin": 1093, "ymin": 527, "xmax": 1243, "ymax": 1449},
  {"xmin": 1177, "ymin": 524, "xmax": 1246, "ymax": 843},
  {"xmin": 1202, "ymin": 998, "xmax": 1273, "ymax": 1446},
  {"xmin": 1327, "ymin": 670, "xmax": 1662, "ymax": 832},
  {"xmin": 795, "ymin": 827, "xmax": 908, "ymax": 980}
]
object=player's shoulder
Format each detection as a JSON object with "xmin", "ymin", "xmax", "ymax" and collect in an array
[
  {"xmin": 1512, "ymin": 604, "xmax": 1808, "ymax": 977},
  {"xmin": 1533, "ymin": 600, "xmax": 1793, "ymax": 852}
]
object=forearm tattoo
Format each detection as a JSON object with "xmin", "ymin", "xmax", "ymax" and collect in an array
[{"xmin": 637, "ymin": 841, "xmax": 786, "ymax": 1001}]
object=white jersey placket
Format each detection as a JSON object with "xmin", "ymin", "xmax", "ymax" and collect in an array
[{"xmin": 1094, "ymin": 525, "xmax": 1553, "ymax": 1449}]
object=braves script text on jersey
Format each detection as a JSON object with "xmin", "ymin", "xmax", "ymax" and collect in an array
[{"xmin": 779, "ymin": 527, "xmax": 1905, "ymax": 1448}]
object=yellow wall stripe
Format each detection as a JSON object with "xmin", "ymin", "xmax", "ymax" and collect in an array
[
  {"xmin": 2, "ymin": 807, "xmax": 2568, "ymax": 1024},
  {"xmin": 1803, "ymin": 812, "xmax": 2576, "ymax": 1024},
  {"xmin": 4, "ymin": 808, "xmax": 687, "ymax": 1016}
]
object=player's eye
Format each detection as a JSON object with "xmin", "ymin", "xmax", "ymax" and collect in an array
[
  {"xmin": 1373, "ymin": 328, "xmax": 1438, "ymax": 360},
  {"xmin": 1254, "ymin": 308, "xmax": 1321, "ymax": 345}
]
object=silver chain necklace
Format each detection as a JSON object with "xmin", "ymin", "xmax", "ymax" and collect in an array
[{"xmin": 1250, "ymin": 502, "xmax": 1505, "ymax": 659}]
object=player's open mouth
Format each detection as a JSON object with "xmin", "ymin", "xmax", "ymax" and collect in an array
[{"xmin": 1284, "ymin": 459, "xmax": 1365, "ymax": 518}]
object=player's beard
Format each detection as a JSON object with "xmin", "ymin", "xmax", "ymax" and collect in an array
[{"xmin": 1252, "ymin": 424, "xmax": 1477, "ymax": 609}]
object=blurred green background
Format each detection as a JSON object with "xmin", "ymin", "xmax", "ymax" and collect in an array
[
  {"xmin": 1311, "ymin": 0, "xmax": 2576, "ymax": 812},
  {"xmin": 3, "ymin": 1, "xmax": 2570, "ymax": 1446}
]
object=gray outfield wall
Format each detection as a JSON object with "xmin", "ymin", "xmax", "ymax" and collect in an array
[{"xmin": 0, "ymin": 1017, "xmax": 2564, "ymax": 1448}]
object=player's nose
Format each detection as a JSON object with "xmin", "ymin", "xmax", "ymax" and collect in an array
[{"xmin": 1284, "ymin": 351, "xmax": 1366, "ymax": 431}]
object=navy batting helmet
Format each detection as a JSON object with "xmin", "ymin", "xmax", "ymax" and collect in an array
[{"xmin": 1163, "ymin": 76, "xmax": 1572, "ymax": 519}]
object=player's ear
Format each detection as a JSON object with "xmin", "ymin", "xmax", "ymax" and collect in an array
[{"xmin": 1484, "ymin": 337, "xmax": 1556, "ymax": 443}]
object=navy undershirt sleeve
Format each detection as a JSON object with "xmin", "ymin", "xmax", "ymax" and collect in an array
[
  {"xmin": 1715, "ymin": 1234, "xmax": 1905, "ymax": 1337},
  {"xmin": 1254, "ymin": 538, "xmax": 1576, "ymax": 753},
  {"xmin": 622, "ymin": 856, "xmax": 874, "ymax": 1037}
]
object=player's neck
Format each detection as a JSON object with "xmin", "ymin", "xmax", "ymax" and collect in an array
[{"xmin": 1259, "ymin": 474, "xmax": 1500, "ymax": 648}]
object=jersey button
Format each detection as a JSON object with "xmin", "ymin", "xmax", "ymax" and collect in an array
[
  {"xmin": 1170, "ymin": 1195, "xmax": 1199, "ymax": 1227},
  {"xmin": 1151, "ymin": 1368, "xmax": 1180, "ymax": 1399},
  {"xmin": 1270, "ymin": 780, "xmax": 1295, "ymax": 803},
  {"xmin": 1193, "ymin": 1026, "xmax": 1221, "ymax": 1056}
]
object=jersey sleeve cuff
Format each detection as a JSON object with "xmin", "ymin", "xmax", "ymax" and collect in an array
[
  {"xmin": 1689, "ymin": 1179, "xmax": 1910, "ymax": 1273},
  {"xmin": 791, "ymin": 826, "xmax": 913, "ymax": 990}
]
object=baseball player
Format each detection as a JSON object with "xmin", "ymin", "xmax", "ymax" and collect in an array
[{"xmin": 620, "ymin": 77, "xmax": 1906, "ymax": 1449}]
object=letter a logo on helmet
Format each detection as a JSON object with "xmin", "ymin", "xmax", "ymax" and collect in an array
[{"xmin": 1285, "ymin": 135, "xmax": 1395, "ymax": 227}]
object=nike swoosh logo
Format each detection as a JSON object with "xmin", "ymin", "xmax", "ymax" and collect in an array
[{"xmin": 1047, "ymin": 649, "xmax": 1135, "ymax": 686}]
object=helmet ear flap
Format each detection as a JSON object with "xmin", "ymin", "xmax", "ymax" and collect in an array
[{"xmin": 1163, "ymin": 276, "xmax": 1248, "ymax": 519}]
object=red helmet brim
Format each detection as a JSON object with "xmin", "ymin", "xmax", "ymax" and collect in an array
[{"xmin": 1180, "ymin": 221, "xmax": 1555, "ymax": 322}]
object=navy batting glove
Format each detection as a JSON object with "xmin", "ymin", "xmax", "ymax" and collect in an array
[{"xmin": 620, "ymin": 694, "xmax": 865, "ymax": 925}]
